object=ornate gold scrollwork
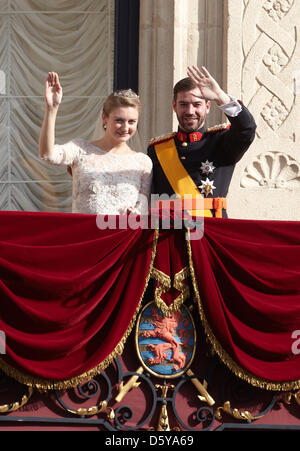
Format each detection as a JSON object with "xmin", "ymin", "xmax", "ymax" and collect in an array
[
  {"xmin": 61, "ymin": 399, "xmax": 115, "ymax": 419},
  {"xmin": 282, "ymin": 390, "xmax": 300, "ymax": 408},
  {"xmin": 215, "ymin": 401, "xmax": 258, "ymax": 422},
  {"xmin": 65, "ymin": 400, "xmax": 106, "ymax": 417},
  {"xmin": 0, "ymin": 386, "xmax": 34, "ymax": 414},
  {"xmin": 294, "ymin": 390, "xmax": 300, "ymax": 406}
]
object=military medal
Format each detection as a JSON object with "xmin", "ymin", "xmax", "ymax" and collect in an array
[
  {"xmin": 200, "ymin": 160, "xmax": 215, "ymax": 175},
  {"xmin": 199, "ymin": 178, "xmax": 216, "ymax": 196}
]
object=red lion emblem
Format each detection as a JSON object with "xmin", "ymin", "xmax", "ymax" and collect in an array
[{"xmin": 143, "ymin": 308, "xmax": 190, "ymax": 371}]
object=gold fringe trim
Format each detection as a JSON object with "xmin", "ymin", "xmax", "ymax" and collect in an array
[
  {"xmin": 0, "ymin": 229, "xmax": 159, "ymax": 391},
  {"xmin": 186, "ymin": 230, "xmax": 300, "ymax": 392},
  {"xmin": 151, "ymin": 267, "xmax": 171, "ymax": 290},
  {"xmin": 151, "ymin": 266, "xmax": 190, "ymax": 316}
]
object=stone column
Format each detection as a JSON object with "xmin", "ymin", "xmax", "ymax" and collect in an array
[
  {"xmin": 138, "ymin": 0, "xmax": 174, "ymax": 148},
  {"xmin": 138, "ymin": 0, "xmax": 224, "ymax": 146},
  {"xmin": 225, "ymin": 0, "xmax": 300, "ymax": 220}
]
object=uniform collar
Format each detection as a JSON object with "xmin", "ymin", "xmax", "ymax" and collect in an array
[{"xmin": 176, "ymin": 126, "xmax": 206, "ymax": 143}]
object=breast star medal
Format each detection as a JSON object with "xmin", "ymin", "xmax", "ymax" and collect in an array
[
  {"xmin": 199, "ymin": 178, "xmax": 216, "ymax": 197},
  {"xmin": 200, "ymin": 160, "xmax": 215, "ymax": 176}
]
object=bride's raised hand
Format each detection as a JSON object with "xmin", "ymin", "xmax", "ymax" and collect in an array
[{"xmin": 44, "ymin": 72, "xmax": 63, "ymax": 109}]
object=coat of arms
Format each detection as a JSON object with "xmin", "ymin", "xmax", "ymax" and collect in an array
[{"xmin": 136, "ymin": 302, "xmax": 196, "ymax": 378}]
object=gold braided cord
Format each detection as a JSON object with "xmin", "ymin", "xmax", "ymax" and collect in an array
[
  {"xmin": 186, "ymin": 230, "xmax": 300, "ymax": 392},
  {"xmin": 0, "ymin": 229, "xmax": 159, "ymax": 391},
  {"xmin": 151, "ymin": 266, "xmax": 190, "ymax": 316}
]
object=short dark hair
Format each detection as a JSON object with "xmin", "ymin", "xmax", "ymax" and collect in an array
[{"xmin": 173, "ymin": 77, "xmax": 198, "ymax": 102}]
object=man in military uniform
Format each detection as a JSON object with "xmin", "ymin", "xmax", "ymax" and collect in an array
[{"xmin": 147, "ymin": 65, "xmax": 256, "ymax": 218}]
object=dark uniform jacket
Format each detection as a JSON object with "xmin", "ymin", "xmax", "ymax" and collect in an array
[{"xmin": 147, "ymin": 104, "xmax": 256, "ymax": 217}]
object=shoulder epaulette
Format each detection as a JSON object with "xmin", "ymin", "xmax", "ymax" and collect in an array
[
  {"xmin": 206, "ymin": 122, "xmax": 231, "ymax": 133},
  {"xmin": 148, "ymin": 132, "xmax": 177, "ymax": 146}
]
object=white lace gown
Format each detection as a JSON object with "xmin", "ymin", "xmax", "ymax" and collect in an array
[{"xmin": 42, "ymin": 139, "xmax": 153, "ymax": 215}]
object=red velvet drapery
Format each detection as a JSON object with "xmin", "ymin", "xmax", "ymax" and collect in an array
[
  {"xmin": 189, "ymin": 217, "xmax": 300, "ymax": 390},
  {"xmin": 0, "ymin": 211, "xmax": 299, "ymax": 390},
  {"xmin": 0, "ymin": 212, "xmax": 156, "ymax": 388}
]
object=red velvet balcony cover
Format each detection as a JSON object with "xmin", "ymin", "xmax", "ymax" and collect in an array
[{"xmin": 0, "ymin": 211, "xmax": 299, "ymax": 391}]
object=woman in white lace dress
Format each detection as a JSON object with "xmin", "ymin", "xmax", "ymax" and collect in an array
[{"xmin": 39, "ymin": 72, "xmax": 152, "ymax": 215}]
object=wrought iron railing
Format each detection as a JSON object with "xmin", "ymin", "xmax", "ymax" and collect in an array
[{"xmin": 1, "ymin": 346, "xmax": 300, "ymax": 431}]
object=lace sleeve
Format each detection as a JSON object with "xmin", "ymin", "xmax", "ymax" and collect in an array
[
  {"xmin": 140, "ymin": 160, "xmax": 153, "ymax": 198},
  {"xmin": 133, "ymin": 155, "xmax": 153, "ymax": 215},
  {"xmin": 41, "ymin": 139, "xmax": 81, "ymax": 166}
]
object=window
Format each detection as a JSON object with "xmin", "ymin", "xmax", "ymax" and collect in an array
[{"xmin": 0, "ymin": 0, "xmax": 114, "ymax": 211}]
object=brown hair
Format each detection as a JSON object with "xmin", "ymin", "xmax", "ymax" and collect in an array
[
  {"xmin": 102, "ymin": 89, "xmax": 141, "ymax": 117},
  {"xmin": 173, "ymin": 77, "xmax": 198, "ymax": 102}
]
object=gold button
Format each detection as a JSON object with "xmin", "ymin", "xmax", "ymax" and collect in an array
[
  {"xmin": 182, "ymin": 142, "xmax": 188, "ymax": 147},
  {"xmin": 181, "ymin": 156, "xmax": 186, "ymax": 159}
]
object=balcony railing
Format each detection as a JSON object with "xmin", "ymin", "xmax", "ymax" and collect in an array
[{"xmin": 1, "ymin": 331, "xmax": 300, "ymax": 432}]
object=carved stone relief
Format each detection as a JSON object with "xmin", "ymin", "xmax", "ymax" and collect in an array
[
  {"xmin": 241, "ymin": 152, "xmax": 300, "ymax": 189},
  {"xmin": 241, "ymin": 0, "xmax": 296, "ymax": 140},
  {"xmin": 262, "ymin": 0, "xmax": 294, "ymax": 23},
  {"xmin": 225, "ymin": 0, "xmax": 300, "ymax": 219}
]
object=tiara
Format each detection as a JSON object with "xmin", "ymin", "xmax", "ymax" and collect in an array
[{"xmin": 113, "ymin": 89, "xmax": 139, "ymax": 99}]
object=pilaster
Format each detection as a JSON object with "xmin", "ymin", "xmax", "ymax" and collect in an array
[{"xmin": 139, "ymin": 0, "xmax": 224, "ymax": 145}]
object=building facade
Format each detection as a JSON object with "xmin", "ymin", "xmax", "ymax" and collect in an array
[
  {"xmin": 0, "ymin": 1, "xmax": 300, "ymax": 432},
  {"xmin": 0, "ymin": 0, "xmax": 299, "ymax": 219}
]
